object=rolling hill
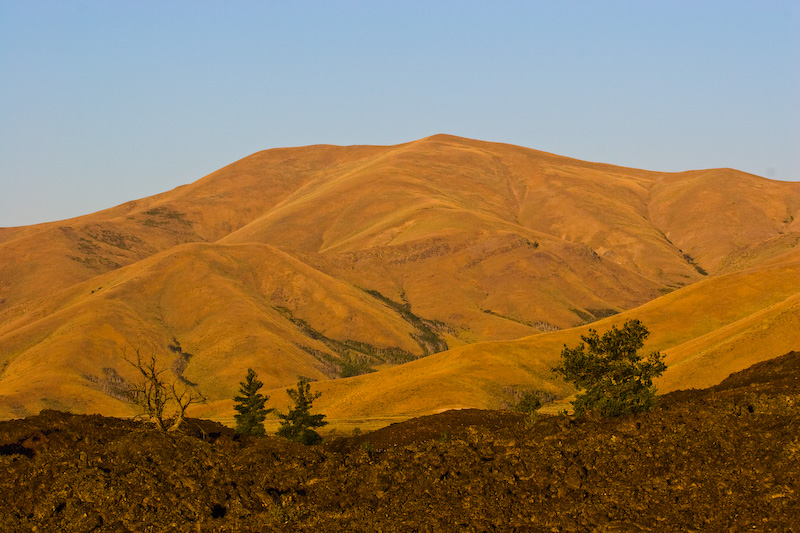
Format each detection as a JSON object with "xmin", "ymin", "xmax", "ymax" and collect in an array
[{"xmin": 1, "ymin": 134, "xmax": 798, "ymax": 423}]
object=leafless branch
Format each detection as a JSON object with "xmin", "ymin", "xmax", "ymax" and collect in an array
[{"xmin": 122, "ymin": 343, "xmax": 204, "ymax": 432}]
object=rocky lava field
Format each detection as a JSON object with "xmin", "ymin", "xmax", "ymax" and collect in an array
[{"xmin": 1, "ymin": 351, "xmax": 799, "ymax": 532}]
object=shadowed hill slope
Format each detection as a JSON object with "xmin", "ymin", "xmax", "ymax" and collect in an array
[{"xmin": 1, "ymin": 135, "xmax": 799, "ymax": 420}]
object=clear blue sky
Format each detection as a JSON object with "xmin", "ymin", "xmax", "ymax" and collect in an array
[{"xmin": 1, "ymin": 1, "xmax": 798, "ymax": 227}]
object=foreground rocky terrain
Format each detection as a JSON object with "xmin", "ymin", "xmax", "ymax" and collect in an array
[{"xmin": 1, "ymin": 351, "xmax": 799, "ymax": 532}]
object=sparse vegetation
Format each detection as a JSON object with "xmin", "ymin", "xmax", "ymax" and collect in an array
[
  {"xmin": 362, "ymin": 289, "xmax": 449, "ymax": 355},
  {"xmin": 339, "ymin": 355, "xmax": 376, "ymax": 378},
  {"xmin": 83, "ymin": 367, "xmax": 131, "ymax": 403},
  {"xmin": 276, "ymin": 380, "xmax": 328, "ymax": 445},
  {"xmin": 585, "ymin": 308, "xmax": 619, "ymax": 319},
  {"xmin": 553, "ymin": 319, "xmax": 666, "ymax": 418},
  {"xmin": 481, "ymin": 308, "xmax": 534, "ymax": 327},
  {"xmin": 568, "ymin": 307, "xmax": 619, "ymax": 324},
  {"xmin": 167, "ymin": 338, "xmax": 196, "ymax": 386},
  {"xmin": 682, "ymin": 252, "xmax": 708, "ymax": 276},
  {"xmin": 85, "ymin": 228, "xmax": 141, "ymax": 250},
  {"xmin": 513, "ymin": 390, "xmax": 545, "ymax": 426},
  {"xmin": 568, "ymin": 307, "xmax": 594, "ymax": 323},
  {"xmin": 233, "ymin": 368, "xmax": 273, "ymax": 436},
  {"xmin": 142, "ymin": 207, "xmax": 192, "ymax": 228},
  {"xmin": 275, "ymin": 305, "xmax": 417, "ymax": 374},
  {"xmin": 67, "ymin": 254, "xmax": 121, "ymax": 270},
  {"xmin": 359, "ymin": 440, "xmax": 376, "ymax": 458},
  {"xmin": 480, "ymin": 309, "xmax": 560, "ymax": 332}
]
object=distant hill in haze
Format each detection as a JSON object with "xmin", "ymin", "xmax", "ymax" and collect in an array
[{"xmin": 1, "ymin": 134, "xmax": 798, "ymax": 422}]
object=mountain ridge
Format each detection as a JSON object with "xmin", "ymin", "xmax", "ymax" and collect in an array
[{"xmin": 1, "ymin": 135, "xmax": 798, "ymax": 423}]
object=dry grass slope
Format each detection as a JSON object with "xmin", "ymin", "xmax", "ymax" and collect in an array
[{"xmin": 1, "ymin": 135, "xmax": 799, "ymax": 425}]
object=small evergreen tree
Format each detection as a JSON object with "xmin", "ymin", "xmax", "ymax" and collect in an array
[
  {"xmin": 553, "ymin": 319, "xmax": 667, "ymax": 418},
  {"xmin": 233, "ymin": 368, "xmax": 272, "ymax": 436},
  {"xmin": 276, "ymin": 380, "xmax": 328, "ymax": 445}
]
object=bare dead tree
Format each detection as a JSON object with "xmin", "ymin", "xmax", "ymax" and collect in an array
[{"xmin": 123, "ymin": 345, "xmax": 204, "ymax": 432}]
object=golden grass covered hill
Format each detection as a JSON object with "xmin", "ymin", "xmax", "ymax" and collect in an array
[
  {"xmin": 281, "ymin": 258, "xmax": 800, "ymax": 425},
  {"xmin": 1, "ymin": 135, "xmax": 798, "ymax": 421}
]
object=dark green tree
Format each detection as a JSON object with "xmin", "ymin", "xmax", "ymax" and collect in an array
[
  {"xmin": 553, "ymin": 319, "xmax": 667, "ymax": 418},
  {"xmin": 233, "ymin": 368, "xmax": 272, "ymax": 436},
  {"xmin": 276, "ymin": 380, "xmax": 328, "ymax": 445}
]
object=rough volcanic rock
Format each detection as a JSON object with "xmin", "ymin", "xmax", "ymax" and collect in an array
[{"xmin": 1, "ymin": 352, "xmax": 799, "ymax": 532}]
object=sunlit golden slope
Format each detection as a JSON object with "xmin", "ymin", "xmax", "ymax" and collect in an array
[
  {"xmin": 649, "ymin": 169, "xmax": 800, "ymax": 273},
  {"xmin": 274, "ymin": 258, "xmax": 800, "ymax": 422},
  {"xmin": 0, "ymin": 143, "xmax": 388, "ymax": 311},
  {"xmin": 0, "ymin": 242, "xmax": 435, "ymax": 418},
  {"xmin": 1, "ymin": 135, "xmax": 799, "ymax": 420}
]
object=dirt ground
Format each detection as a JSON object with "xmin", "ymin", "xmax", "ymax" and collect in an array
[{"xmin": 1, "ymin": 351, "xmax": 799, "ymax": 532}]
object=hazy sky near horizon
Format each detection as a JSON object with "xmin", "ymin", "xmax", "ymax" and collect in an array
[{"xmin": 1, "ymin": 1, "xmax": 798, "ymax": 227}]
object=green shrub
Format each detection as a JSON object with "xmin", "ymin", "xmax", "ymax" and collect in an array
[
  {"xmin": 514, "ymin": 392, "xmax": 543, "ymax": 414},
  {"xmin": 553, "ymin": 319, "xmax": 666, "ymax": 418}
]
